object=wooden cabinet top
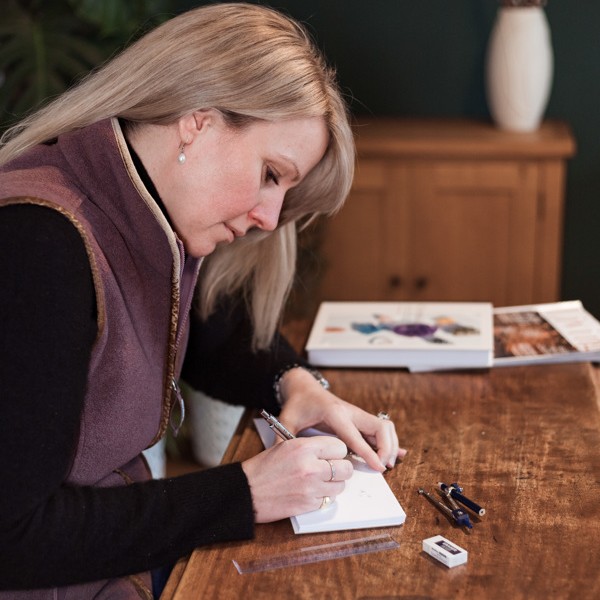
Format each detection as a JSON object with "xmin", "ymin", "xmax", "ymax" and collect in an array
[{"xmin": 351, "ymin": 117, "xmax": 576, "ymax": 159}]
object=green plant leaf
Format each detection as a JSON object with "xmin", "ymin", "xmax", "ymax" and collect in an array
[{"xmin": 0, "ymin": 0, "xmax": 173, "ymax": 128}]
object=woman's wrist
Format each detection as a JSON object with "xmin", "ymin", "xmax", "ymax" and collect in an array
[{"xmin": 273, "ymin": 363, "xmax": 330, "ymax": 406}]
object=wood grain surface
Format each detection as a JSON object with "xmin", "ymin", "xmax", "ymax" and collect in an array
[{"xmin": 163, "ymin": 359, "xmax": 600, "ymax": 600}]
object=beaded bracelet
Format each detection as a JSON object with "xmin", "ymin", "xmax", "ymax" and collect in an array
[{"xmin": 273, "ymin": 363, "xmax": 330, "ymax": 406}]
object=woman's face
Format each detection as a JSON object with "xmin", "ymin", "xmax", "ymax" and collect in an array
[{"xmin": 162, "ymin": 111, "xmax": 329, "ymax": 257}]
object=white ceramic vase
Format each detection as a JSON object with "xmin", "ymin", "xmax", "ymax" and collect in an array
[{"xmin": 485, "ymin": 6, "xmax": 553, "ymax": 132}]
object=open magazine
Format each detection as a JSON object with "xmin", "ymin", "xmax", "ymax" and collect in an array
[
  {"xmin": 492, "ymin": 300, "xmax": 600, "ymax": 367},
  {"xmin": 407, "ymin": 300, "xmax": 600, "ymax": 372}
]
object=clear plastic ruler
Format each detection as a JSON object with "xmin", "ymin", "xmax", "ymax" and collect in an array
[{"xmin": 233, "ymin": 533, "xmax": 399, "ymax": 574}]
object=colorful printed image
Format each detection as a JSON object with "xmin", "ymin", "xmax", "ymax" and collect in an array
[
  {"xmin": 345, "ymin": 314, "xmax": 480, "ymax": 346},
  {"xmin": 493, "ymin": 311, "xmax": 576, "ymax": 358}
]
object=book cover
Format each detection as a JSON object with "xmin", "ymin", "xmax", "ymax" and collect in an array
[
  {"xmin": 304, "ymin": 301, "xmax": 493, "ymax": 369},
  {"xmin": 254, "ymin": 419, "xmax": 406, "ymax": 534},
  {"xmin": 493, "ymin": 300, "xmax": 600, "ymax": 366}
]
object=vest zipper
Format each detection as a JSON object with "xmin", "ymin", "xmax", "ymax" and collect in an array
[
  {"xmin": 170, "ymin": 378, "xmax": 186, "ymax": 436},
  {"xmin": 167, "ymin": 246, "xmax": 202, "ymax": 437}
]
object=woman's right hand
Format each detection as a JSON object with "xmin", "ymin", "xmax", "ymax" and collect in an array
[{"xmin": 241, "ymin": 436, "xmax": 352, "ymax": 523}]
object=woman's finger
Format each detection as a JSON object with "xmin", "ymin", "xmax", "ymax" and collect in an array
[
  {"xmin": 311, "ymin": 436, "xmax": 349, "ymax": 461},
  {"xmin": 321, "ymin": 457, "xmax": 353, "ymax": 482}
]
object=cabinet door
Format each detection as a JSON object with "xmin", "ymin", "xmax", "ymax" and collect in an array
[
  {"xmin": 318, "ymin": 160, "xmax": 408, "ymax": 300},
  {"xmin": 318, "ymin": 159, "xmax": 543, "ymax": 306},
  {"xmin": 400, "ymin": 161, "xmax": 539, "ymax": 305}
]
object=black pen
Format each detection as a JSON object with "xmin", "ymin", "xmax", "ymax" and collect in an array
[{"xmin": 260, "ymin": 409, "xmax": 296, "ymax": 442}]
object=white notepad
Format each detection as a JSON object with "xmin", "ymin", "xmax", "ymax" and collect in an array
[{"xmin": 254, "ymin": 419, "xmax": 406, "ymax": 534}]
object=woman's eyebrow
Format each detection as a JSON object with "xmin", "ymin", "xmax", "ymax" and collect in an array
[{"xmin": 275, "ymin": 153, "xmax": 301, "ymax": 182}]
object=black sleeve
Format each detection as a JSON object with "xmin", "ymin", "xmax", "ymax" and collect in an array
[
  {"xmin": 181, "ymin": 296, "xmax": 309, "ymax": 412},
  {"xmin": 0, "ymin": 205, "xmax": 255, "ymax": 591},
  {"xmin": 0, "ymin": 204, "xmax": 96, "ymax": 525}
]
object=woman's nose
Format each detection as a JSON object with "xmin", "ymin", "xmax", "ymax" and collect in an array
[{"xmin": 248, "ymin": 193, "xmax": 284, "ymax": 232}]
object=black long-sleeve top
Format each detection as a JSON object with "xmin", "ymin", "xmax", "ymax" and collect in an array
[{"xmin": 0, "ymin": 206, "xmax": 304, "ymax": 589}]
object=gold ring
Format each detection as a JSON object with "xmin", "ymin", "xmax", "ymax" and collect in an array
[
  {"xmin": 326, "ymin": 459, "xmax": 336, "ymax": 482},
  {"xmin": 320, "ymin": 496, "xmax": 332, "ymax": 510}
]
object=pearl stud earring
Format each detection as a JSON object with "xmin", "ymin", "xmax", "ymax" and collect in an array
[{"xmin": 177, "ymin": 142, "xmax": 186, "ymax": 165}]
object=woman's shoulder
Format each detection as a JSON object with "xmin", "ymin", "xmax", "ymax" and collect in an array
[
  {"xmin": 0, "ymin": 202, "xmax": 94, "ymax": 298},
  {"xmin": 0, "ymin": 201, "xmax": 87, "ymax": 252}
]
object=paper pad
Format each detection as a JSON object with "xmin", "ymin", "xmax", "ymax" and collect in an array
[{"xmin": 254, "ymin": 419, "xmax": 406, "ymax": 534}]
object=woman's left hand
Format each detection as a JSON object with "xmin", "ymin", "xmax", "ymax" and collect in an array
[{"xmin": 276, "ymin": 367, "xmax": 407, "ymax": 472}]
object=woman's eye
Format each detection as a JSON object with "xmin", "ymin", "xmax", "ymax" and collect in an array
[{"xmin": 265, "ymin": 166, "xmax": 279, "ymax": 185}]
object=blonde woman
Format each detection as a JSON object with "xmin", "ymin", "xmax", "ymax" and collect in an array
[{"xmin": 0, "ymin": 4, "xmax": 405, "ymax": 598}]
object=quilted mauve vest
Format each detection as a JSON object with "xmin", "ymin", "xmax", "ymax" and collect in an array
[{"xmin": 0, "ymin": 119, "xmax": 202, "ymax": 599}]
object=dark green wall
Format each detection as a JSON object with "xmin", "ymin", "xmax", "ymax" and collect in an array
[{"xmin": 179, "ymin": 0, "xmax": 600, "ymax": 317}]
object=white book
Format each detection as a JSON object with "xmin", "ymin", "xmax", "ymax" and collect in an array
[
  {"xmin": 305, "ymin": 301, "xmax": 493, "ymax": 369},
  {"xmin": 254, "ymin": 419, "xmax": 406, "ymax": 534}
]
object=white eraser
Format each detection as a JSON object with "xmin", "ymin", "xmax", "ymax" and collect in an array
[{"xmin": 422, "ymin": 535, "xmax": 468, "ymax": 568}]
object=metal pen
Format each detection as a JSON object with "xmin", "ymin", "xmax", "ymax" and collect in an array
[
  {"xmin": 260, "ymin": 409, "xmax": 296, "ymax": 442},
  {"xmin": 418, "ymin": 488, "xmax": 473, "ymax": 529},
  {"xmin": 439, "ymin": 487, "xmax": 473, "ymax": 529},
  {"xmin": 418, "ymin": 488, "xmax": 456, "ymax": 522},
  {"xmin": 438, "ymin": 482, "xmax": 486, "ymax": 517}
]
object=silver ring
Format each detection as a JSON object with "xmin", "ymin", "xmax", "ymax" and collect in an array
[
  {"xmin": 377, "ymin": 411, "xmax": 390, "ymax": 420},
  {"xmin": 326, "ymin": 459, "xmax": 336, "ymax": 482},
  {"xmin": 320, "ymin": 496, "xmax": 332, "ymax": 510}
]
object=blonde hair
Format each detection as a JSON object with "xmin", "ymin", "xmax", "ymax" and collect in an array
[{"xmin": 0, "ymin": 2, "xmax": 354, "ymax": 348}]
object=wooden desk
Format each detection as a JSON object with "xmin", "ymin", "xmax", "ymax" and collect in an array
[{"xmin": 163, "ymin": 362, "xmax": 600, "ymax": 599}]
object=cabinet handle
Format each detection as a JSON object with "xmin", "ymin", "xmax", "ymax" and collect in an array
[
  {"xmin": 388, "ymin": 275, "xmax": 403, "ymax": 289},
  {"xmin": 414, "ymin": 277, "xmax": 428, "ymax": 291}
]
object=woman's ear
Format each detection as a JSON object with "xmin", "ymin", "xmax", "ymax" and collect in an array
[
  {"xmin": 177, "ymin": 109, "xmax": 216, "ymax": 144},
  {"xmin": 192, "ymin": 109, "xmax": 217, "ymax": 133}
]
